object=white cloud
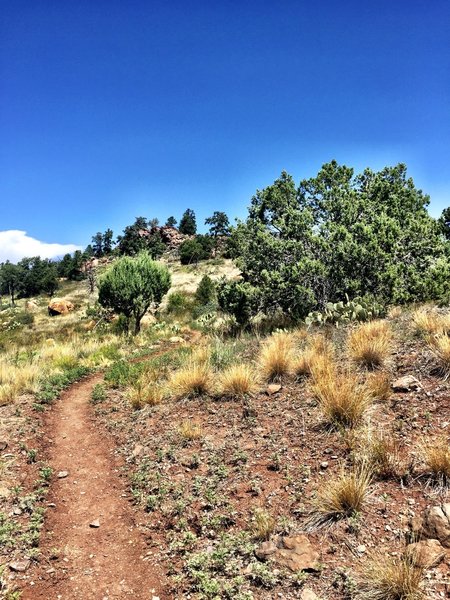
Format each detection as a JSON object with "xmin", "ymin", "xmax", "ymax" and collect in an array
[{"xmin": 0, "ymin": 230, "xmax": 82, "ymax": 263}]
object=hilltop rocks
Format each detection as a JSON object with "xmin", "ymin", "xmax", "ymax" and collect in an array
[
  {"xmin": 48, "ymin": 300, "xmax": 74, "ymax": 316},
  {"xmin": 418, "ymin": 503, "xmax": 450, "ymax": 548}
]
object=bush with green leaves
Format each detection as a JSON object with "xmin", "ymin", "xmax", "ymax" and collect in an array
[
  {"xmin": 228, "ymin": 162, "xmax": 450, "ymax": 321},
  {"xmin": 167, "ymin": 291, "xmax": 193, "ymax": 315},
  {"xmin": 217, "ymin": 280, "xmax": 260, "ymax": 327},
  {"xmin": 98, "ymin": 252, "xmax": 171, "ymax": 334},
  {"xmin": 195, "ymin": 275, "xmax": 216, "ymax": 306},
  {"xmin": 179, "ymin": 236, "xmax": 214, "ymax": 265}
]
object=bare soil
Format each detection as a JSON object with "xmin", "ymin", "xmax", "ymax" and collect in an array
[{"xmin": 19, "ymin": 373, "xmax": 167, "ymax": 600}]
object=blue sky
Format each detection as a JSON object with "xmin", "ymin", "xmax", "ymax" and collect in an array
[{"xmin": 1, "ymin": 0, "xmax": 449, "ymax": 260}]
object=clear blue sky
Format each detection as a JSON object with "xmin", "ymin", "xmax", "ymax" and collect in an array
[{"xmin": 1, "ymin": 0, "xmax": 449, "ymax": 256}]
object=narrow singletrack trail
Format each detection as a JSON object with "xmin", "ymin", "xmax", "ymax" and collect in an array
[{"xmin": 21, "ymin": 373, "xmax": 166, "ymax": 600}]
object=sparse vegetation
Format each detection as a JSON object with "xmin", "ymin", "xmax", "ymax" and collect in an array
[
  {"xmin": 348, "ymin": 320, "xmax": 392, "ymax": 368},
  {"xmin": 218, "ymin": 364, "xmax": 258, "ymax": 398},
  {"xmin": 355, "ymin": 554, "xmax": 425, "ymax": 600},
  {"xmin": 258, "ymin": 332, "xmax": 294, "ymax": 381}
]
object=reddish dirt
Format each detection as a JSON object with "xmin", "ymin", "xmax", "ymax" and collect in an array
[{"xmin": 20, "ymin": 373, "xmax": 167, "ymax": 600}]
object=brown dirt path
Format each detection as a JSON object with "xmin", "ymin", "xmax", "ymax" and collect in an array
[{"xmin": 20, "ymin": 373, "xmax": 167, "ymax": 600}]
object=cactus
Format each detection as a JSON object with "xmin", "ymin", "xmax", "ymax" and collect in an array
[{"xmin": 305, "ymin": 296, "xmax": 385, "ymax": 327}]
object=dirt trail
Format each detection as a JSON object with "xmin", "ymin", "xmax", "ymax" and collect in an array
[{"xmin": 21, "ymin": 374, "xmax": 166, "ymax": 600}]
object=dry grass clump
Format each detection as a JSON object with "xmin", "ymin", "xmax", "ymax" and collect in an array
[
  {"xmin": 250, "ymin": 508, "xmax": 275, "ymax": 541},
  {"xmin": 348, "ymin": 320, "xmax": 392, "ymax": 368},
  {"xmin": 419, "ymin": 436, "xmax": 450, "ymax": 487},
  {"xmin": 218, "ymin": 364, "xmax": 259, "ymax": 398},
  {"xmin": 366, "ymin": 371, "xmax": 391, "ymax": 402},
  {"xmin": 360, "ymin": 431, "xmax": 404, "ymax": 480},
  {"xmin": 0, "ymin": 384, "xmax": 17, "ymax": 406},
  {"xmin": 412, "ymin": 308, "xmax": 450, "ymax": 336},
  {"xmin": 293, "ymin": 335, "xmax": 335, "ymax": 380},
  {"xmin": 427, "ymin": 333, "xmax": 450, "ymax": 378},
  {"xmin": 308, "ymin": 464, "xmax": 372, "ymax": 528},
  {"xmin": 178, "ymin": 419, "xmax": 203, "ymax": 441},
  {"xmin": 312, "ymin": 371, "xmax": 372, "ymax": 428},
  {"xmin": 388, "ymin": 306, "xmax": 402, "ymax": 319},
  {"xmin": 126, "ymin": 379, "xmax": 164, "ymax": 409},
  {"xmin": 169, "ymin": 362, "xmax": 213, "ymax": 398},
  {"xmin": 355, "ymin": 554, "xmax": 425, "ymax": 600},
  {"xmin": 259, "ymin": 332, "xmax": 295, "ymax": 381}
]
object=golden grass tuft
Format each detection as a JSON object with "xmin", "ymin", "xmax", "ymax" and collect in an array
[
  {"xmin": 360, "ymin": 431, "xmax": 404, "ymax": 480},
  {"xmin": 258, "ymin": 332, "xmax": 295, "ymax": 381},
  {"xmin": 308, "ymin": 464, "xmax": 372, "ymax": 528},
  {"xmin": 178, "ymin": 419, "xmax": 203, "ymax": 441},
  {"xmin": 419, "ymin": 436, "xmax": 450, "ymax": 487},
  {"xmin": 412, "ymin": 308, "xmax": 450, "ymax": 336},
  {"xmin": 348, "ymin": 320, "xmax": 392, "ymax": 368},
  {"xmin": 169, "ymin": 362, "xmax": 213, "ymax": 398},
  {"xmin": 293, "ymin": 335, "xmax": 335, "ymax": 380},
  {"xmin": 250, "ymin": 508, "xmax": 276, "ymax": 541},
  {"xmin": 355, "ymin": 554, "xmax": 425, "ymax": 600},
  {"xmin": 218, "ymin": 364, "xmax": 259, "ymax": 398},
  {"xmin": 312, "ymin": 370, "xmax": 372, "ymax": 428},
  {"xmin": 427, "ymin": 333, "xmax": 450, "ymax": 378},
  {"xmin": 366, "ymin": 371, "xmax": 391, "ymax": 402},
  {"xmin": 0, "ymin": 383, "xmax": 17, "ymax": 406}
]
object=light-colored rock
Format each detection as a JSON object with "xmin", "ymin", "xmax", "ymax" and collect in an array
[
  {"xmin": 48, "ymin": 300, "xmax": 74, "ymax": 316},
  {"xmin": 25, "ymin": 300, "xmax": 39, "ymax": 312},
  {"xmin": 301, "ymin": 590, "xmax": 322, "ymax": 600},
  {"xmin": 392, "ymin": 375, "xmax": 420, "ymax": 392},
  {"xmin": 169, "ymin": 336, "xmax": 185, "ymax": 344},
  {"xmin": 57, "ymin": 471, "xmax": 69, "ymax": 479},
  {"xmin": 89, "ymin": 519, "xmax": 100, "ymax": 528},
  {"xmin": 9, "ymin": 560, "xmax": 30, "ymax": 572},
  {"xmin": 256, "ymin": 534, "xmax": 320, "ymax": 572},
  {"xmin": 405, "ymin": 539, "xmax": 445, "ymax": 567},
  {"xmin": 132, "ymin": 444, "xmax": 144, "ymax": 458},
  {"xmin": 421, "ymin": 504, "xmax": 450, "ymax": 548},
  {"xmin": 266, "ymin": 384, "xmax": 282, "ymax": 396},
  {"xmin": 0, "ymin": 440, "xmax": 7, "ymax": 451}
]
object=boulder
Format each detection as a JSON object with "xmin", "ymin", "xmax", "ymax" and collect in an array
[
  {"xmin": 256, "ymin": 534, "xmax": 320, "ymax": 572},
  {"xmin": 420, "ymin": 504, "xmax": 450, "ymax": 548},
  {"xmin": 404, "ymin": 539, "xmax": 445, "ymax": 568},
  {"xmin": 266, "ymin": 384, "xmax": 282, "ymax": 396},
  {"xmin": 391, "ymin": 375, "xmax": 420, "ymax": 392},
  {"xmin": 48, "ymin": 300, "xmax": 74, "ymax": 316}
]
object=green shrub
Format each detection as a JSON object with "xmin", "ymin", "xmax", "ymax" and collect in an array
[
  {"xmin": 167, "ymin": 291, "xmax": 192, "ymax": 315},
  {"xmin": 195, "ymin": 275, "xmax": 216, "ymax": 306},
  {"xmin": 217, "ymin": 280, "xmax": 260, "ymax": 327},
  {"xmin": 91, "ymin": 383, "xmax": 106, "ymax": 404}
]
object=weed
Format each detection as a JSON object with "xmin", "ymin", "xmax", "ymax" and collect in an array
[
  {"xmin": 361, "ymin": 431, "xmax": 404, "ymax": 480},
  {"xmin": 218, "ymin": 364, "xmax": 259, "ymax": 398},
  {"xmin": 312, "ymin": 371, "xmax": 372, "ymax": 428},
  {"xmin": 308, "ymin": 464, "xmax": 372, "ymax": 528},
  {"xmin": 178, "ymin": 420, "xmax": 203, "ymax": 442},
  {"xmin": 427, "ymin": 333, "xmax": 450, "ymax": 378},
  {"xmin": 366, "ymin": 371, "xmax": 391, "ymax": 402},
  {"xmin": 348, "ymin": 320, "xmax": 392, "ymax": 368},
  {"xmin": 249, "ymin": 508, "xmax": 275, "ymax": 541},
  {"xmin": 169, "ymin": 363, "xmax": 213, "ymax": 398},
  {"xmin": 91, "ymin": 383, "xmax": 106, "ymax": 404},
  {"xmin": 412, "ymin": 308, "xmax": 450, "ymax": 336},
  {"xmin": 355, "ymin": 554, "xmax": 425, "ymax": 600},
  {"xmin": 419, "ymin": 436, "xmax": 450, "ymax": 487},
  {"xmin": 259, "ymin": 332, "xmax": 294, "ymax": 381}
]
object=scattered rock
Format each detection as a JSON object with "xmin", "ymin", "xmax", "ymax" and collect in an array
[
  {"xmin": 89, "ymin": 519, "xmax": 100, "ymax": 528},
  {"xmin": 256, "ymin": 534, "xmax": 320, "ymax": 572},
  {"xmin": 266, "ymin": 384, "xmax": 282, "ymax": 396},
  {"xmin": 131, "ymin": 444, "xmax": 144, "ymax": 459},
  {"xmin": 9, "ymin": 560, "xmax": 30, "ymax": 572},
  {"xmin": 405, "ymin": 539, "xmax": 445, "ymax": 567},
  {"xmin": 25, "ymin": 300, "xmax": 39, "ymax": 312},
  {"xmin": 356, "ymin": 544, "xmax": 366, "ymax": 553},
  {"xmin": 392, "ymin": 375, "xmax": 420, "ymax": 392},
  {"xmin": 48, "ymin": 300, "xmax": 74, "ymax": 316},
  {"xmin": 301, "ymin": 590, "xmax": 322, "ymax": 600},
  {"xmin": 0, "ymin": 440, "xmax": 7, "ymax": 451},
  {"xmin": 57, "ymin": 471, "xmax": 69, "ymax": 479},
  {"xmin": 320, "ymin": 461, "xmax": 329, "ymax": 470},
  {"xmin": 169, "ymin": 336, "xmax": 185, "ymax": 344},
  {"xmin": 420, "ymin": 504, "xmax": 450, "ymax": 548}
]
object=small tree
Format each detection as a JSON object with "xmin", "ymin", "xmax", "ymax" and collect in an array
[
  {"xmin": 165, "ymin": 216, "xmax": 177, "ymax": 227},
  {"xmin": 195, "ymin": 275, "xmax": 216, "ymax": 305},
  {"xmin": 205, "ymin": 211, "xmax": 230, "ymax": 238},
  {"xmin": 179, "ymin": 209, "xmax": 197, "ymax": 235},
  {"xmin": 98, "ymin": 252, "xmax": 171, "ymax": 334},
  {"xmin": 439, "ymin": 207, "xmax": 450, "ymax": 240}
]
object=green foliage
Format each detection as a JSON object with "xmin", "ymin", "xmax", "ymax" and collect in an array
[
  {"xmin": 98, "ymin": 252, "xmax": 171, "ymax": 334},
  {"xmin": 91, "ymin": 383, "xmax": 106, "ymax": 404},
  {"xmin": 205, "ymin": 211, "xmax": 230, "ymax": 238},
  {"xmin": 306, "ymin": 296, "xmax": 385, "ymax": 326},
  {"xmin": 229, "ymin": 162, "xmax": 450, "ymax": 320},
  {"xmin": 36, "ymin": 365, "xmax": 91, "ymax": 404},
  {"xmin": 217, "ymin": 280, "xmax": 260, "ymax": 327},
  {"xmin": 165, "ymin": 216, "xmax": 177, "ymax": 227},
  {"xmin": 179, "ymin": 208, "xmax": 197, "ymax": 235},
  {"xmin": 167, "ymin": 291, "xmax": 193, "ymax": 315},
  {"xmin": 195, "ymin": 276, "xmax": 216, "ymax": 306},
  {"xmin": 179, "ymin": 236, "xmax": 213, "ymax": 264},
  {"xmin": 439, "ymin": 206, "xmax": 450, "ymax": 240}
]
